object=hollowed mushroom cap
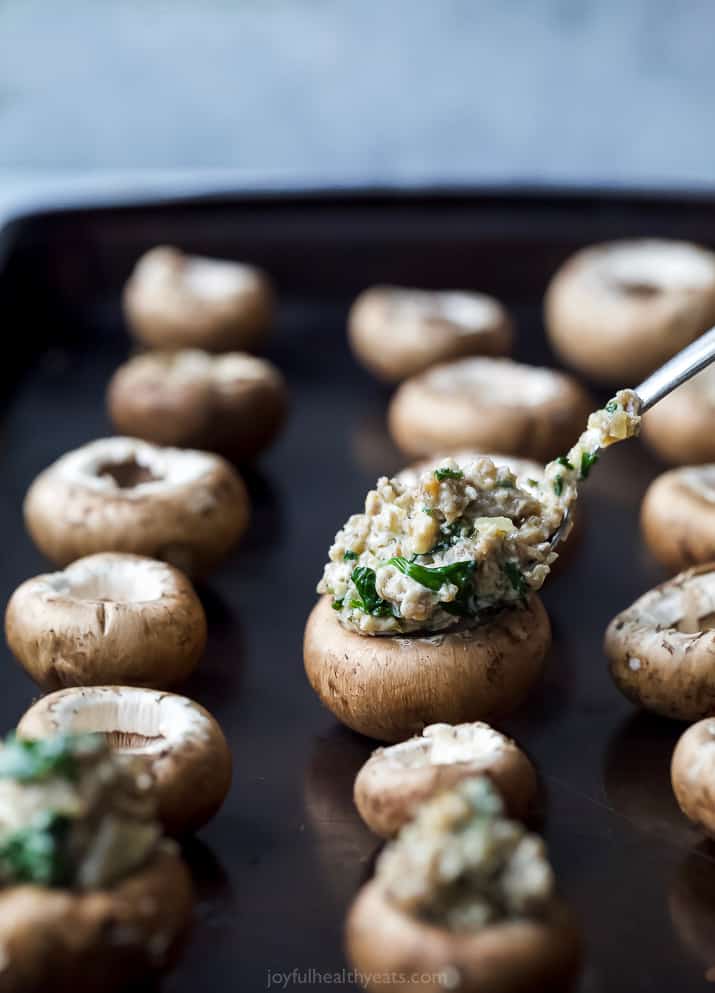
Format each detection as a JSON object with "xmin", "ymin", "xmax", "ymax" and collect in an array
[
  {"xmin": 346, "ymin": 879, "xmax": 581, "ymax": 993},
  {"xmin": 0, "ymin": 844, "xmax": 191, "ymax": 993},
  {"xmin": 545, "ymin": 239, "xmax": 715, "ymax": 384},
  {"xmin": 605, "ymin": 564, "xmax": 715, "ymax": 720},
  {"xmin": 388, "ymin": 357, "xmax": 592, "ymax": 461},
  {"xmin": 23, "ymin": 436, "xmax": 249, "ymax": 576},
  {"xmin": 641, "ymin": 466, "xmax": 715, "ymax": 571},
  {"xmin": 641, "ymin": 366, "xmax": 715, "ymax": 465},
  {"xmin": 671, "ymin": 718, "xmax": 715, "ymax": 838},
  {"xmin": 123, "ymin": 245, "xmax": 274, "ymax": 352},
  {"xmin": 353, "ymin": 722, "xmax": 537, "ymax": 837},
  {"xmin": 17, "ymin": 687, "xmax": 231, "ymax": 836},
  {"xmin": 5, "ymin": 554, "xmax": 207, "ymax": 690},
  {"xmin": 348, "ymin": 285, "xmax": 513, "ymax": 383},
  {"xmin": 304, "ymin": 595, "xmax": 551, "ymax": 743},
  {"xmin": 107, "ymin": 349, "xmax": 288, "ymax": 462}
]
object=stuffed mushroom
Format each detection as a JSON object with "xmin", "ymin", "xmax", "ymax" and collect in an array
[
  {"xmin": 346, "ymin": 777, "xmax": 581, "ymax": 993},
  {"xmin": 0, "ymin": 732, "xmax": 192, "ymax": 992}
]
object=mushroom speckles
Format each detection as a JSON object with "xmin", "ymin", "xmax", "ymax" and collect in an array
[
  {"xmin": 641, "ymin": 466, "xmax": 715, "ymax": 571},
  {"xmin": 123, "ymin": 246, "xmax": 274, "ymax": 352},
  {"xmin": 23, "ymin": 436, "xmax": 250, "ymax": 577},
  {"xmin": 107, "ymin": 349, "xmax": 288, "ymax": 463},
  {"xmin": 388, "ymin": 357, "xmax": 592, "ymax": 461},
  {"xmin": 354, "ymin": 722, "xmax": 537, "ymax": 836},
  {"xmin": 304, "ymin": 594, "xmax": 551, "ymax": 742},
  {"xmin": 605, "ymin": 565, "xmax": 715, "ymax": 720},
  {"xmin": 348, "ymin": 285, "xmax": 513, "ymax": 383},
  {"xmin": 545, "ymin": 239, "xmax": 715, "ymax": 384},
  {"xmin": 18, "ymin": 688, "xmax": 232, "ymax": 836},
  {"xmin": 5, "ymin": 554, "xmax": 207, "ymax": 690}
]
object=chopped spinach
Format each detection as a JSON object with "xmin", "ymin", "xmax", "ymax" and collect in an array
[
  {"xmin": 0, "ymin": 734, "xmax": 96, "ymax": 784},
  {"xmin": 526, "ymin": 478, "xmax": 540, "ymax": 488},
  {"xmin": 331, "ymin": 597, "xmax": 344, "ymax": 611},
  {"xmin": 388, "ymin": 556, "xmax": 476, "ymax": 594},
  {"xmin": 556, "ymin": 455, "xmax": 574, "ymax": 470},
  {"xmin": 350, "ymin": 566, "xmax": 395, "ymax": 617},
  {"xmin": 503, "ymin": 561, "xmax": 529, "ymax": 599},
  {"xmin": 553, "ymin": 476, "xmax": 564, "ymax": 497},
  {"xmin": 0, "ymin": 811, "xmax": 71, "ymax": 886},
  {"xmin": 343, "ymin": 550, "xmax": 358, "ymax": 561},
  {"xmin": 434, "ymin": 467, "xmax": 464, "ymax": 482},
  {"xmin": 580, "ymin": 450, "xmax": 599, "ymax": 478},
  {"xmin": 605, "ymin": 399, "xmax": 618, "ymax": 413},
  {"xmin": 496, "ymin": 478, "xmax": 515, "ymax": 489},
  {"xmin": 429, "ymin": 518, "xmax": 474, "ymax": 554}
]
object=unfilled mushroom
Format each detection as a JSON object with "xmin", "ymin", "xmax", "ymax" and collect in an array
[
  {"xmin": 18, "ymin": 687, "xmax": 231, "ymax": 835},
  {"xmin": 388, "ymin": 357, "xmax": 592, "ymax": 461},
  {"xmin": 304, "ymin": 595, "xmax": 551, "ymax": 742},
  {"xmin": 0, "ymin": 732, "xmax": 192, "ymax": 992},
  {"xmin": 605, "ymin": 565, "xmax": 715, "ymax": 720},
  {"xmin": 348, "ymin": 285, "xmax": 513, "ymax": 383},
  {"xmin": 5, "ymin": 553, "xmax": 206, "ymax": 690},
  {"xmin": 346, "ymin": 777, "xmax": 581, "ymax": 993},
  {"xmin": 353, "ymin": 722, "xmax": 537, "ymax": 836},
  {"xmin": 671, "ymin": 718, "xmax": 715, "ymax": 837},
  {"xmin": 641, "ymin": 365, "xmax": 715, "ymax": 465},
  {"xmin": 123, "ymin": 245, "xmax": 274, "ymax": 352},
  {"xmin": 24, "ymin": 436, "xmax": 249, "ymax": 576},
  {"xmin": 641, "ymin": 465, "xmax": 715, "ymax": 571},
  {"xmin": 545, "ymin": 239, "xmax": 715, "ymax": 384},
  {"xmin": 107, "ymin": 349, "xmax": 288, "ymax": 462}
]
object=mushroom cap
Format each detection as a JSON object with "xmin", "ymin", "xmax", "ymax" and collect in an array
[
  {"xmin": 545, "ymin": 239, "xmax": 715, "ymax": 384},
  {"xmin": 123, "ymin": 245, "xmax": 274, "ymax": 352},
  {"xmin": 5, "ymin": 554, "xmax": 207, "ymax": 691},
  {"xmin": 353, "ymin": 722, "xmax": 537, "ymax": 837},
  {"xmin": 17, "ymin": 686, "xmax": 231, "ymax": 836},
  {"xmin": 671, "ymin": 718, "xmax": 715, "ymax": 837},
  {"xmin": 348, "ymin": 285, "xmax": 513, "ymax": 383},
  {"xmin": 387, "ymin": 357, "xmax": 592, "ymax": 462},
  {"xmin": 605, "ymin": 564, "xmax": 715, "ymax": 720},
  {"xmin": 0, "ymin": 844, "xmax": 191, "ymax": 993},
  {"xmin": 107, "ymin": 349, "xmax": 288, "ymax": 462},
  {"xmin": 641, "ymin": 366, "xmax": 715, "ymax": 465},
  {"xmin": 345, "ymin": 879, "xmax": 581, "ymax": 993},
  {"xmin": 304, "ymin": 595, "xmax": 551, "ymax": 742},
  {"xmin": 23, "ymin": 436, "xmax": 249, "ymax": 576},
  {"xmin": 641, "ymin": 466, "xmax": 715, "ymax": 572}
]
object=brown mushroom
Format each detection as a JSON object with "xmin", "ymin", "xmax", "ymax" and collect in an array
[
  {"xmin": 304, "ymin": 595, "xmax": 551, "ymax": 742},
  {"xmin": 123, "ymin": 245, "xmax": 274, "ymax": 352},
  {"xmin": 388, "ymin": 357, "xmax": 592, "ymax": 461},
  {"xmin": 5, "ymin": 554, "xmax": 207, "ymax": 690},
  {"xmin": 353, "ymin": 722, "xmax": 537, "ymax": 836},
  {"xmin": 605, "ymin": 564, "xmax": 715, "ymax": 720},
  {"xmin": 545, "ymin": 239, "xmax": 715, "ymax": 384},
  {"xmin": 0, "ymin": 843, "xmax": 191, "ymax": 993},
  {"xmin": 23, "ymin": 436, "xmax": 249, "ymax": 576},
  {"xmin": 671, "ymin": 718, "xmax": 715, "ymax": 837},
  {"xmin": 348, "ymin": 285, "xmax": 513, "ymax": 383},
  {"xmin": 17, "ymin": 687, "xmax": 231, "ymax": 836},
  {"xmin": 641, "ymin": 465, "xmax": 715, "ymax": 571},
  {"xmin": 107, "ymin": 349, "xmax": 288, "ymax": 462},
  {"xmin": 641, "ymin": 365, "xmax": 715, "ymax": 465}
]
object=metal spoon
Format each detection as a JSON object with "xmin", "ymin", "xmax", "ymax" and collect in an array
[{"xmin": 550, "ymin": 325, "xmax": 715, "ymax": 550}]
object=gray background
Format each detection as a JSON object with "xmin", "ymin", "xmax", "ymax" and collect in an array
[{"xmin": 1, "ymin": 0, "xmax": 714, "ymax": 195}]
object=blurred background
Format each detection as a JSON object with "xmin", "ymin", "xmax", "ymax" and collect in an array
[{"xmin": 1, "ymin": 0, "xmax": 714, "ymax": 197}]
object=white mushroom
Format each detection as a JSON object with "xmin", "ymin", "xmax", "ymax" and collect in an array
[{"xmin": 641, "ymin": 465, "xmax": 715, "ymax": 571}]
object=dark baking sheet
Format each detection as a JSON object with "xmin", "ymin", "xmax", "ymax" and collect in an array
[{"xmin": 1, "ymin": 186, "xmax": 715, "ymax": 993}]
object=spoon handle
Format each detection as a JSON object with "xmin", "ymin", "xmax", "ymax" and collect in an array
[{"xmin": 635, "ymin": 326, "xmax": 715, "ymax": 413}]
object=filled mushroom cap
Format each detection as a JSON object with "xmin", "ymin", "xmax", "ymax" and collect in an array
[
  {"xmin": 107, "ymin": 349, "xmax": 288, "ymax": 462},
  {"xmin": 23, "ymin": 436, "xmax": 249, "ymax": 576},
  {"xmin": 5, "ymin": 553, "xmax": 207, "ymax": 690},
  {"xmin": 641, "ymin": 465, "xmax": 715, "ymax": 571},
  {"xmin": 354, "ymin": 722, "xmax": 537, "ymax": 837},
  {"xmin": 388, "ymin": 356, "xmax": 592, "ymax": 461},
  {"xmin": 0, "ymin": 733, "xmax": 191, "ymax": 992},
  {"xmin": 346, "ymin": 777, "xmax": 580, "ymax": 993},
  {"xmin": 545, "ymin": 239, "xmax": 715, "ymax": 384},
  {"xmin": 18, "ymin": 687, "xmax": 232, "ymax": 836},
  {"xmin": 123, "ymin": 245, "xmax": 274, "ymax": 352},
  {"xmin": 671, "ymin": 718, "xmax": 715, "ymax": 838},
  {"xmin": 641, "ymin": 365, "xmax": 715, "ymax": 465},
  {"xmin": 606, "ymin": 564, "xmax": 715, "ymax": 720},
  {"xmin": 348, "ymin": 285, "xmax": 513, "ymax": 382}
]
